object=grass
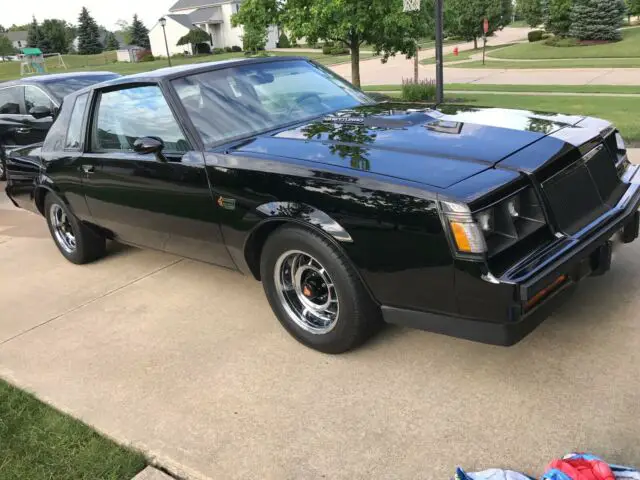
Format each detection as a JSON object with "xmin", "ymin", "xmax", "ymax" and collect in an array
[
  {"xmin": 420, "ymin": 44, "xmax": 515, "ymax": 64},
  {"xmin": 509, "ymin": 20, "xmax": 531, "ymax": 28},
  {"xmin": 452, "ymin": 57, "xmax": 640, "ymax": 68},
  {"xmin": 0, "ymin": 379, "xmax": 146, "ymax": 480},
  {"xmin": 374, "ymin": 91, "xmax": 640, "ymax": 143},
  {"xmin": 0, "ymin": 50, "xmax": 375, "ymax": 83},
  {"xmin": 361, "ymin": 84, "xmax": 640, "ymax": 94},
  {"xmin": 490, "ymin": 26, "xmax": 640, "ymax": 59}
]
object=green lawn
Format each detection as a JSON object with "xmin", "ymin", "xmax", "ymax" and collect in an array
[
  {"xmin": 362, "ymin": 84, "xmax": 640, "ymax": 94},
  {"xmin": 0, "ymin": 51, "xmax": 374, "ymax": 83},
  {"xmin": 420, "ymin": 44, "xmax": 515, "ymax": 65},
  {"xmin": 490, "ymin": 26, "xmax": 640, "ymax": 59},
  {"xmin": 451, "ymin": 57, "xmax": 640, "ymax": 68},
  {"xmin": 0, "ymin": 379, "xmax": 146, "ymax": 480},
  {"xmin": 375, "ymin": 91, "xmax": 640, "ymax": 144}
]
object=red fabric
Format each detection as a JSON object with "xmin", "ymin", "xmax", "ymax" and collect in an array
[{"xmin": 547, "ymin": 458, "xmax": 615, "ymax": 480}]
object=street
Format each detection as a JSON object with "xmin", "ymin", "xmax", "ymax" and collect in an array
[{"xmin": 1, "ymin": 151, "xmax": 640, "ymax": 479}]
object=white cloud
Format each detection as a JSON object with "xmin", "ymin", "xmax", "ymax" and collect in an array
[{"xmin": 3, "ymin": 0, "xmax": 168, "ymax": 31}]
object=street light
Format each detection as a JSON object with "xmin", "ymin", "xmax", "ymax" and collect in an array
[{"xmin": 159, "ymin": 17, "xmax": 172, "ymax": 67}]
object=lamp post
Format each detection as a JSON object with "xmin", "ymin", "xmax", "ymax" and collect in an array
[
  {"xmin": 434, "ymin": 0, "xmax": 444, "ymax": 104},
  {"xmin": 159, "ymin": 17, "xmax": 171, "ymax": 67}
]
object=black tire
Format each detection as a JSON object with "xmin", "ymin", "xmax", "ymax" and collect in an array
[
  {"xmin": 44, "ymin": 193, "xmax": 106, "ymax": 264},
  {"xmin": 260, "ymin": 225, "xmax": 381, "ymax": 354}
]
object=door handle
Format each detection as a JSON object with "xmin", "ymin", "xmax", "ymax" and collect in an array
[
  {"xmin": 81, "ymin": 165, "xmax": 95, "ymax": 174},
  {"xmin": 16, "ymin": 128, "xmax": 31, "ymax": 134}
]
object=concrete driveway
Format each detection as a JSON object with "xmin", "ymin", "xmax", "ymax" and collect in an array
[{"xmin": 1, "ymin": 154, "xmax": 640, "ymax": 479}]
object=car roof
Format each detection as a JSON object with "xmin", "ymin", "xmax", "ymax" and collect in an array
[
  {"xmin": 0, "ymin": 71, "xmax": 120, "ymax": 88},
  {"xmin": 95, "ymin": 56, "xmax": 309, "ymax": 88}
]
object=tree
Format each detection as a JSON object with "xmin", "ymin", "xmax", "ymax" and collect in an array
[
  {"xmin": 27, "ymin": 16, "xmax": 43, "ymax": 49},
  {"xmin": 129, "ymin": 14, "xmax": 150, "ymax": 49},
  {"xmin": 0, "ymin": 35, "xmax": 16, "ymax": 60},
  {"xmin": 77, "ymin": 7, "xmax": 103, "ymax": 54},
  {"xmin": 570, "ymin": 0, "xmax": 625, "ymax": 41},
  {"xmin": 177, "ymin": 28, "xmax": 211, "ymax": 53},
  {"xmin": 41, "ymin": 19, "xmax": 71, "ymax": 53},
  {"xmin": 9, "ymin": 24, "xmax": 31, "ymax": 32},
  {"xmin": 520, "ymin": 0, "xmax": 544, "ymax": 26},
  {"xmin": 545, "ymin": 0, "xmax": 573, "ymax": 36},
  {"xmin": 233, "ymin": 0, "xmax": 435, "ymax": 88},
  {"xmin": 104, "ymin": 31, "xmax": 120, "ymax": 50},
  {"xmin": 445, "ymin": 0, "xmax": 508, "ymax": 49},
  {"xmin": 625, "ymin": 0, "xmax": 640, "ymax": 21},
  {"xmin": 0, "ymin": 25, "xmax": 5, "ymax": 33},
  {"xmin": 231, "ymin": 0, "xmax": 276, "ymax": 53}
]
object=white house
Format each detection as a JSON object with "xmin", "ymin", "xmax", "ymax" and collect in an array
[
  {"xmin": 3, "ymin": 31, "xmax": 28, "ymax": 50},
  {"xmin": 149, "ymin": 0, "xmax": 278, "ymax": 57}
]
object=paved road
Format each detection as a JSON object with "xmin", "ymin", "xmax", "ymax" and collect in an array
[
  {"xmin": 330, "ymin": 27, "xmax": 640, "ymax": 86},
  {"xmin": 1, "ymin": 152, "xmax": 639, "ymax": 480}
]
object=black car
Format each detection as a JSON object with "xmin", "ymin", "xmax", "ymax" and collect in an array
[
  {"xmin": 0, "ymin": 71, "xmax": 121, "ymax": 180},
  {"xmin": 5, "ymin": 57, "xmax": 640, "ymax": 353}
]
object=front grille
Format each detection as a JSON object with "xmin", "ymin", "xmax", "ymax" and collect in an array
[{"xmin": 542, "ymin": 144, "xmax": 627, "ymax": 235}]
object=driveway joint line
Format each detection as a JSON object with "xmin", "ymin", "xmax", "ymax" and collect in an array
[{"xmin": 0, "ymin": 258, "xmax": 184, "ymax": 348}]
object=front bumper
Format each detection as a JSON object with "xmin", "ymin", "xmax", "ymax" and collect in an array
[{"xmin": 383, "ymin": 164, "xmax": 640, "ymax": 346}]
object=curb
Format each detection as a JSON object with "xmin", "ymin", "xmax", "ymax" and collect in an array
[{"xmin": 133, "ymin": 467, "xmax": 177, "ymax": 480}]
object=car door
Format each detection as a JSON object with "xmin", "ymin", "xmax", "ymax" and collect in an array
[
  {"xmin": 81, "ymin": 83, "xmax": 235, "ymax": 268},
  {"xmin": 22, "ymin": 85, "xmax": 56, "ymax": 145}
]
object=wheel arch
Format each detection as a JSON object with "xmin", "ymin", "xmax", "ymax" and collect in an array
[{"xmin": 242, "ymin": 205, "xmax": 379, "ymax": 305}]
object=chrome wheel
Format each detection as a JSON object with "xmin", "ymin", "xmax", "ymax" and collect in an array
[
  {"xmin": 49, "ymin": 204, "xmax": 76, "ymax": 254},
  {"xmin": 274, "ymin": 250, "xmax": 339, "ymax": 335},
  {"xmin": 0, "ymin": 159, "xmax": 5, "ymax": 179}
]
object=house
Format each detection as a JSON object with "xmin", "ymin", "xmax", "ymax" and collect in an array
[
  {"xmin": 149, "ymin": 0, "xmax": 278, "ymax": 57},
  {"xmin": 3, "ymin": 31, "xmax": 28, "ymax": 50}
]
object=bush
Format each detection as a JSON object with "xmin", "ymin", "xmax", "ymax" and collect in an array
[
  {"xmin": 224, "ymin": 46, "xmax": 233, "ymax": 52},
  {"xmin": 544, "ymin": 36, "xmax": 578, "ymax": 47},
  {"xmin": 541, "ymin": 33, "xmax": 552, "ymax": 39},
  {"xmin": 278, "ymin": 32, "xmax": 291, "ymax": 48},
  {"xmin": 212, "ymin": 47, "xmax": 225, "ymax": 54},
  {"xmin": 231, "ymin": 45, "xmax": 242, "ymax": 52},
  {"xmin": 528, "ymin": 30, "xmax": 544, "ymax": 42},
  {"xmin": 136, "ymin": 49, "xmax": 154, "ymax": 62},
  {"xmin": 195, "ymin": 43, "xmax": 211, "ymax": 54},
  {"xmin": 401, "ymin": 78, "xmax": 436, "ymax": 102},
  {"xmin": 322, "ymin": 44, "xmax": 333, "ymax": 55},
  {"xmin": 330, "ymin": 46, "xmax": 349, "ymax": 55}
]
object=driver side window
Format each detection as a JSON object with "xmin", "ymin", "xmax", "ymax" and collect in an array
[
  {"xmin": 24, "ymin": 86, "xmax": 53, "ymax": 114},
  {"xmin": 91, "ymin": 85, "xmax": 189, "ymax": 153}
]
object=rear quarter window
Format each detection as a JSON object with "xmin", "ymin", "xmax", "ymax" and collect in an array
[{"xmin": 65, "ymin": 94, "xmax": 89, "ymax": 150}]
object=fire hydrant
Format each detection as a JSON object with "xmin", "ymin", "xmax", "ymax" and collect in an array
[{"xmin": 453, "ymin": 47, "xmax": 459, "ymax": 56}]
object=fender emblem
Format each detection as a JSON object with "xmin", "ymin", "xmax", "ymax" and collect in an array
[{"xmin": 217, "ymin": 196, "xmax": 236, "ymax": 210}]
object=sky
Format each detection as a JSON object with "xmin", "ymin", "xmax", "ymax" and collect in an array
[{"xmin": 2, "ymin": 0, "xmax": 169, "ymax": 31}]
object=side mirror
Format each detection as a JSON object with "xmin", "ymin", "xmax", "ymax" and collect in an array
[
  {"xmin": 29, "ymin": 105, "xmax": 53, "ymax": 119},
  {"xmin": 133, "ymin": 136, "xmax": 165, "ymax": 155}
]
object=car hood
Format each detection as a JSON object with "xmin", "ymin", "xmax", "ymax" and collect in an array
[{"xmin": 233, "ymin": 103, "xmax": 604, "ymax": 189}]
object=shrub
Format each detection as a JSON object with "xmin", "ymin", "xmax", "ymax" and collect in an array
[
  {"xmin": 544, "ymin": 36, "xmax": 578, "ymax": 47},
  {"xmin": 331, "ymin": 46, "xmax": 349, "ymax": 55},
  {"xmin": 224, "ymin": 46, "xmax": 233, "ymax": 52},
  {"xmin": 195, "ymin": 43, "xmax": 211, "ymax": 54},
  {"xmin": 231, "ymin": 45, "xmax": 242, "ymax": 52},
  {"xmin": 322, "ymin": 44, "xmax": 333, "ymax": 55},
  {"xmin": 541, "ymin": 33, "xmax": 552, "ymax": 39},
  {"xmin": 401, "ymin": 78, "xmax": 436, "ymax": 102},
  {"xmin": 136, "ymin": 49, "xmax": 154, "ymax": 62},
  {"xmin": 528, "ymin": 30, "xmax": 544, "ymax": 42},
  {"xmin": 278, "ymin": 32, "xmax": 291, "ymax": 48},
  {"xmin": 212, "ymin": 47, "xmax": 225, "ymax": 54}
]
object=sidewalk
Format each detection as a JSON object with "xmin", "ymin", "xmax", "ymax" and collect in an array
[{"xmin": 329, "ymin": 27, "xmax": 640, "ymax": 86}]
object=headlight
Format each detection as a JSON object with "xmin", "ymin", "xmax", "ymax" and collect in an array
[
  {"xmin": 615, "ymin": 132, "xmax": 626, "ymax": 152},
  {"xmin": 441, "ymin": 187, "xmax": 547, "ymax": 258},
  {"xmin": 440, "ymin": 201, "xmax": 487, "ymax": 254}
]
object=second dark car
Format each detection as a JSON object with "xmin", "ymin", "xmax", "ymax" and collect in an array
[
  {"xmin": 0, "ymin": 71, "xmax": 120, "ymax": 180},
  {"xmin": 5, "ymin": 58, "xmax": 640, "ymax": 353}
]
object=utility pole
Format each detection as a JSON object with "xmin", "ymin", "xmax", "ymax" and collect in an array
[{"xmin": 434, "ymin": 0, "xmax": 444, "ymax": 104}]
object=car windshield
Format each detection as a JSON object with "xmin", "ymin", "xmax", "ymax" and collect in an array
[
  {"xmin": 172, "ymin": 60, "xmax": 373, "ymax": 146},
  {"xmin": 45, "ymin": 74, "xmax": 121, "ymax": 100}
]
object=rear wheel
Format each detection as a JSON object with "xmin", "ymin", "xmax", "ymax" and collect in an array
[
  {"xmin": 44, "ymin": 193, "xmax": 106, "ymax": 264},
  {"xmin": 260, "ymin": 225, "xmax": 381, "ymax": 354}
]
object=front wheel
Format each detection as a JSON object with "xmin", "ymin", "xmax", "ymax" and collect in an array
[
  {"xmin": 44, "ymin": 193, "xmax": 106, "ymax": 264},
  {"xmin": 260, "ymin": 225, "xmax": 381, "ymax": 354}
]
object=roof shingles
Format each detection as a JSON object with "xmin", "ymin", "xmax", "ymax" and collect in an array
[{"xmin": 169, "ymin": 0, "xmax": 238, "ymax": 12}]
